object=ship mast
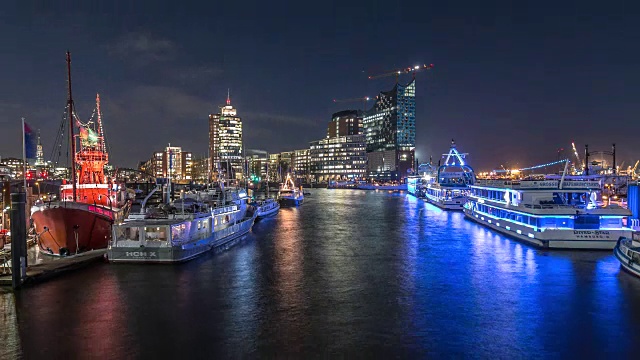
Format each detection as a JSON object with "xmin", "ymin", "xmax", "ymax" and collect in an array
[
  {"xmin": 96, "ymin": 93, "xmax": 105, "ymax": 153},
  {"xmin": 66, "ymin": 51, "xmax": 77, "ymax": 202}
]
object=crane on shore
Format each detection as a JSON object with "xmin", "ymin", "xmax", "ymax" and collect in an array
[
  {"xmin": 368, "ymin": 63, "xmax": 434, "ymax": 82},
  {"xmin": 332, "ymin": 96, "xmax": 374, "ymax": 112}
]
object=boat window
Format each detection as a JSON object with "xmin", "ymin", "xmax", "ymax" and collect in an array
[
  {"xmin": 171, "ymin": 223, "xmax": 190, "ymax": 244},
  {"xmin": 115, "ymin": 226, "xmax": 140, "ymax": 244},
  {"xmin": 197, "ymin": 221, "xmax": 201, "ymax": 230},
  {"xmin": 600, "ymin": 217, "xmax": 622, "ymax": 229},
  {"xmin": 574, "ymin": 215, "xmax": 600, "ymax": 230},
  {"xmin": 214, "ymin": 217, "xmax": 218, "ymax": 226},
  {"xmin": 145, "ymin": 227, "xmax": 168, "ymax": 242}
]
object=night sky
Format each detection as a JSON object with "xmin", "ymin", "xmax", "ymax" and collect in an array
[{"xmin": 0, "ymin": 1, "xmax": 639, "ymax": 171}]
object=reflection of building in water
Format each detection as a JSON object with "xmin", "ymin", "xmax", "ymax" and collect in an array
[{"xmin": 273, "ymin": 209, "xmax": 303, "ymax": 307}]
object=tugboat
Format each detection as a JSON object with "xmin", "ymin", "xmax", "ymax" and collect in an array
[
  {"xmin": 31, "ymin": 52, "xmax": 132, "ymax": 256},
  {"xmin": 614, "ymin": 234, "xmax": 640, "ymax": 278},
  {"xmin": 279, "ymin": 173, "xmax": 304, "ymax": 207}
]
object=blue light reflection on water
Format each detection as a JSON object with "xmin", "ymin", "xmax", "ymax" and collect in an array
[{"xmin": 4, "ymin": 189, "xmax": 640, "ymax": 357}]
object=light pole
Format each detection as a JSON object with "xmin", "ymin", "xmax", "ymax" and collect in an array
[{"xmin": 1, "ymin": 206, "xmax": 9, "ymax": 232}]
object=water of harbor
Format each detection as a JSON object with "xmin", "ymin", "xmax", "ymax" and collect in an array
[{"xmin": 3, "ymin": 189, "xmax": 640, "ymax": 358}]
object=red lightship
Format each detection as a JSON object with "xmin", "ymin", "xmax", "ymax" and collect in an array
[{"xmin": 31, "ymin": 52, "xmax": 132, "ymax": 256}]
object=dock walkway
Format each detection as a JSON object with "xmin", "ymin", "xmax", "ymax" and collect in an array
[{"xmin": 0, "ymin": 249, "xmax": 106, "ymax": 287}]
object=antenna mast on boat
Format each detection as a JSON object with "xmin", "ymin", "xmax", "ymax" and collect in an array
[{"xmin": 66, "ymin": 51, "xmax": 77, "ymax": 202}]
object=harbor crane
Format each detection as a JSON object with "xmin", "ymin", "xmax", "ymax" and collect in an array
[
  {"xmin": 368, "ymin": 63, "xmax": 434, "ymax": 81},
  {"xmin": 332, "ymin": 96, "xmax": 374, "ymax": 111}
]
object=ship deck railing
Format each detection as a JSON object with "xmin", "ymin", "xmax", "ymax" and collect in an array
[{"xmin": 522, "ymin": 203, "xmax": 583, "ymax": 210}]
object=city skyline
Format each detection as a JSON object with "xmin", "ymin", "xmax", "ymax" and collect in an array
[{"xmin": 0, "ymin": 1, "xmax": 638, "ymax": 171}]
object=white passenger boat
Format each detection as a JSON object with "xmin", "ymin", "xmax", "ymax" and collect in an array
[
  {"xmin": 108, "ymin": 185, "xmax": 256, "ymax": 263},
  {"xmin": 254, "ymin": 198, "xmax": 280, "ymax": 219},
  {"xmin": 614, "ymin": 234, "xmax": 640, "ymax": 278},
  {"xmin": 423, "ymin": 140, "xmax": 475, "ymax": 210},
  {"xmin": 464, "ymin": 175, "xmax": 633, "ymax": 249}
]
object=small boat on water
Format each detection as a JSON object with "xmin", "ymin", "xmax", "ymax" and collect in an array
[
  {"xmin": 254, "ymin": 198, "xmax": 280, "ymax": 219},
  {"xmin": 279, "ymin": 174, "xmax": 304, "ymax": 207},
  {"xmin": 108, "ymin": 184, "xmax": 256, "ymax": 263},
  {"xmin": 614, "ymin": 234, "xmax": 640, "ymax": 278}
]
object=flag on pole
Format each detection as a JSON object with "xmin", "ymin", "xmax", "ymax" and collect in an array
[{"xmin": 23, "ymin": 121, "xmax": 37, "ymax": 159}]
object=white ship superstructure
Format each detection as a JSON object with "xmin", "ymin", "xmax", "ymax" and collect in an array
[
  {"xmin": 423, "ymin": 140, "xmax": 475, "ymax": 210},
  {"xmin": 108, "ymin": 186, "xmax": 256, "ymax": 263},
  {"xmin": 464, "ymin": 177, "xmax": 632, "ymax": 249}
]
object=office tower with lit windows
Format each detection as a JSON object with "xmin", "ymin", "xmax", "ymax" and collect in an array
[
  {"xmin": 327, "ymin": 110, "xmax": 363, "ymax": 138},
  {"xmin": 292, "ymin": 149, "xmax": 310, "ymax": 182},
  {"xmin": 363, "ymin": 79, "xmax": 416, "ymax": 180},
  {"xmin": 141, "ymin": 146, "xmax": 192, "ymax": 182},
  {"xmin": 209, "ymin": 92, "xmax": 244, "ymax": 180},
  {"xmin": 309, "ymin": 134, "xmax": 367, "ymax": 182}
]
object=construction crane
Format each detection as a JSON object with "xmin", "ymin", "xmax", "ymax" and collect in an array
[
  {"xmin": 333, "ymin": 96, "xmax": 374, "ymax": 112},
  {"xmin": 632, "ymin": 160, "xmax": 640, "ymax": 177},
  {"xmin": 368, "ymin": 63, "xmax": 434, "ymax": 81}
]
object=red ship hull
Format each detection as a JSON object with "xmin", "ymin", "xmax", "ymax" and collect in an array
[{"xmin": 31, "ymin": 202, "xmax": 122, "ymax": 256}]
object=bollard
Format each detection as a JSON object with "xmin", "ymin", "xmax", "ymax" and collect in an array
[{"xmin": 10, "ymin": 192, "xmax": 27, "ymax": 289}]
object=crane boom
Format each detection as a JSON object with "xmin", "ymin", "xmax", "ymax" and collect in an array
[
  {"xmin": 368, "ymin": 63, "xmax": 434, "ymax": 80},
  {"xmin": 333, "ymin": 96, "xmax": 372, "ymax": 103}
]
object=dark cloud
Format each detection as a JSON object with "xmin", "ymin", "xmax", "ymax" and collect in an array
[
  {"xmin": 101, "ymin": 85, "xmax": 212, "ymax": 164},
  {"xmin": 107, "ymin": 32, "xmax": 176, "ymax": 64}
]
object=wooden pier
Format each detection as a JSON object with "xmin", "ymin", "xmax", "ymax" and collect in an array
[{"xmin": 0, "ymin": 249, "xmax": 105, "ymax": 287}]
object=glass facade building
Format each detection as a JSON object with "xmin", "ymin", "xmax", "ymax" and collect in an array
[{"xmin": 363, "ymin": 79, "xmax": 416, "ymax": 180}]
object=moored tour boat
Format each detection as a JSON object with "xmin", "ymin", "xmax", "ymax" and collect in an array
[
  {"xmin": 254, "ymin": 198, "xmax": 280, "ymax": 219},
  {"xmin": 423, "ymin": 140, "xmax": 475, "ymax": 211},
  {"xmin": 279, "ymin": 174, "xmax": 304, "ymax": 207},
  {"xmin": 108, "ymin": 185, "xmax": 256, "ymax": 263},
  {"xmin": 31, "ymin": 53, "xmax": 132, "ymax": 256},
  {"xmin": 464, "ymin": 174, "xmax": 633, "ymax": 250},
  {"xmin": 614, "ymin": 234, "xmax": 640, "ymax": 278}
]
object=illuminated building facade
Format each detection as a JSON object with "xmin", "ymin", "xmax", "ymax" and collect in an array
[
  {"xmin": 209, "ymin": 93, "xmax": 244, "ymax": 180},
  {"xmin": 327, "ymin": 110, "xmax": 363, "ymax": 138},
  {"xmin": 245, "ymin": 149, "xmax": 268, "ymax": 181},
  {"xmin": 191, "ymin": 157, "xmax": 210, "ymax": 183},
  {"xmin": 142, "ymin": 146, "xmax": 192, "ymax": 182},
  {"xmin": 292, "ymin": 149, "xmax": 310, "ymax": 182},
  {"xmin": 309, "ymin": 134, "xmax": 367, "ymax": 182},
  {"xmin": 363, "ymin": 79, "xmax": 416, "ymax": 180}
]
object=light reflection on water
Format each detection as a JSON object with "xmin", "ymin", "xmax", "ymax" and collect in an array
[{"xmin": 3, "ymin": 189, "xmax": 640, "ymax": 357}]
